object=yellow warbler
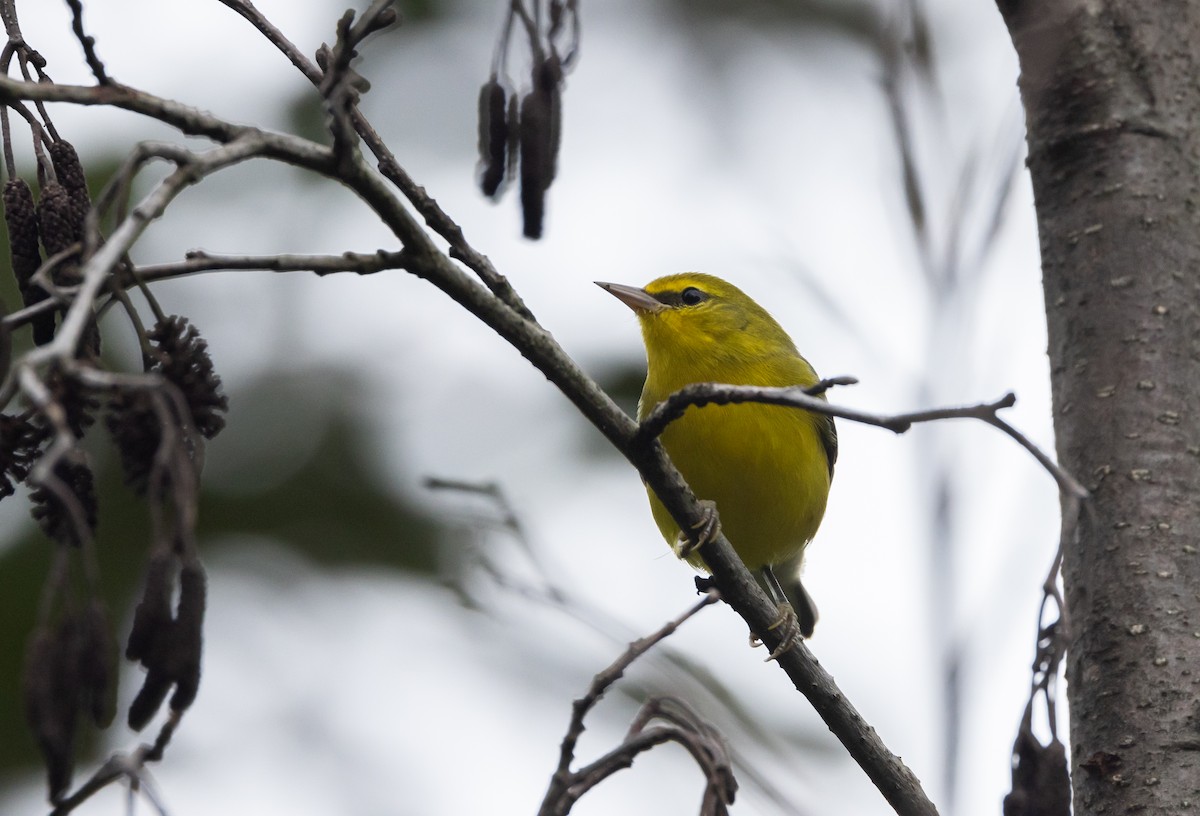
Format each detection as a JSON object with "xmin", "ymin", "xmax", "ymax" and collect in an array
[{"xmin": 598, "ymin": 273, "xmax": 836, "ymax": 648}]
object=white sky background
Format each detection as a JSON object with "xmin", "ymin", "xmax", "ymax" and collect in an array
[{"xmin": 0, "ymin": 1, "xmax": 1062, "ymax": 814}]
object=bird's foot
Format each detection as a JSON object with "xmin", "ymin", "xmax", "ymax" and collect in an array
[
  {"xmin": 748, "ymin": 602, "xmax": 803, "ymax": 662},
  {"xmin": 675, "ymin": 499, "xmax": 720, "ymax": 560}
]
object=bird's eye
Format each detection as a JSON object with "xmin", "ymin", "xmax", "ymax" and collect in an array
[{"xmin": 680, "ymin": 287, "xmax": 706, "ymax": 306}]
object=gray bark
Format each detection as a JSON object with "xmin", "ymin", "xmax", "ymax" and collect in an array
[{"xmin": 997, "ymin": 0, "xmax": 1200, "ymax": 812}]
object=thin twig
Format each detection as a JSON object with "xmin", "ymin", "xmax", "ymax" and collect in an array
[
  {"xmin": 63, "ymin": 0, "xmax": 109, "ymax": 84},
  {"xmin": 540, "ymin": 591, "xmax": 722, "ymax": 816},
  {"xmin": 552, "ymin": 590, "xmax": 720, "ymax": 779},
  {"xmin": 564, "ymin": 724, "xmax": 733, "ymax": 816},
  {"xmin": 49, "ymin": 710, "xmax": 183, "ymax": 816},
  {"xmin": 131, "ymin": 249, "xmax": 410, "ymax": 282}
]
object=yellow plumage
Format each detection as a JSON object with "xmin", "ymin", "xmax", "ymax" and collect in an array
[{"xmin": 599, "ymin": 272, "xmax": 836, "ymax": 640}]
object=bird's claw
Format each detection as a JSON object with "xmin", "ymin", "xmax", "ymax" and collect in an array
[
  {"xmin": 676, "ymin": 499, "xmax": 720, "ymax": 560},
  {"xmin": 748, "ymin": 602, "xmax": 803, "ymax": 661}
]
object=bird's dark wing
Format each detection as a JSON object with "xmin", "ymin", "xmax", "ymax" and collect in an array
[{"xmin": 818, "ymin": 413, "xmax": 838, "ymax": 479}]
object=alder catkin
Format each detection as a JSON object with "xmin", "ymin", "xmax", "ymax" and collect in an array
[
  {"xmin": 506, "ymin": 92, "xmax": 521, "ymax": 189},
  {"xmin": 4, "ymin": 178, "xmax": 41, "ymax": 289},
  {"xmin": 43, "ymin": 148, "xmax": 101, "ymax": 355},
  {"xmin": 518, "ymin": 55, "xmax": 566, "ymax": 239},
  {"xmin": 80, "ymin": 599, "xmax": 116, "ymax": 728},
  {"xmin": 126, "ymin": 551, "xmax": 173, "ymax": 663},
  {"xmin": 536, "ymin": 54, "xmax": 563, "ymax": 184},
  {"xmin": 0, "ymin": 413, "xmax": 47, "ymax": 499},
  {"xmin": 126, "ymin": 550, "xmax": 174, "ymax": 730},
  {"xmin": 126, "ymin": 556, "xmax": 208, "ymax": 730},
  {"xmin": 127, "ymin": 666, "xmax": 172, "ymax": 732},
  {"xmin": 519, "ymin": 90, "xmax": 550, "ymax": 239},
  {"xmin": 48, "ymin": 141, "xmax": 91, "ymax": 239},
  {"xmin": 477, "ymin": 78, "xmax": 509, "ymax": 197},
  {"xmin": 3, "ymin": 178, "xmax": 55, "ymax": 344},
  {"xmin": 148, "ymin": 316, "xmax": 229, "ymax": 439},
  {"xmin": 170, "ymin": 561, "xmax": 207, "ymax": 712},
  {"xmin": 23, "ymin": 622, "xmax": 80, "ymax": 799},
  {"xmin": 106, "ymin": 390, "xmax": 159, "ymax": 495},
  {"xmin": 28, "ymin": 459, "xmax": 98, "ymax": 546},
  {"xmin": 36, "ymin": 181, "xmax": 76, "ymax": 260}
]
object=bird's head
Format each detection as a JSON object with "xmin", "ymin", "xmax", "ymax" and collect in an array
[{"xmin": 596, "ymin": 273, "xmax": 798, "ymax": 368}]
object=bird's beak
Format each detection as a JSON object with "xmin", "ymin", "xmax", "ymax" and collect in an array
[{"xmin": 595, "ymin": 281, "xmax": 665, "ymax": 313}]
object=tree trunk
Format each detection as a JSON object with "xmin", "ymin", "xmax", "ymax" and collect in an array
[{"xmin": 997, "ymin": 0, "xmax": 1200, "ymax": 811}]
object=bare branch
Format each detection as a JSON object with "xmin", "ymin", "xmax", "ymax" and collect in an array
[
  {"xmin": 130, "ymin": 249, "xmax": 410, "ymax": 283},
  {"xmin": 540, "ymin": 592, "xmax": 725, "ymax": 816},
  {"xmin": 567, "ymin": 723, "xmax": 734, "ymax": 816}
]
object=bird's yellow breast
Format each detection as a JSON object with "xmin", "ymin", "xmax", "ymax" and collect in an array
[
  {"xmin": 636, "ymin": 320, "xmax": 832, "ymax": 572},
  {"xmin": 647, "ymin": 399, "xmax": 831, "ymax": 570}
]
